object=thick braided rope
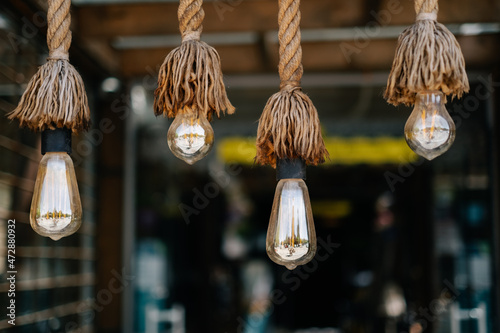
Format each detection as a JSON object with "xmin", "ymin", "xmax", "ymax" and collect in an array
[
  {"xmin": 47, "ymin": 0, "xmax": 71, "ymax": 60},
  {"xmin": 278, "ymin": 0, "xmax": 303, "ymax": 87},
  {"xmin": 178, "ymin": 0, "xmax": 204, "ymax": 41},
  {"xmin": 415, "ymin": 0, "xmax": 438, "ymax": 17}
]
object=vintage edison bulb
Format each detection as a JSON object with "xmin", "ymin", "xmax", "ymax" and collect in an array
[
  {"xmin": 404, "ymin": 91, "xmax": 455, "ymax": 160},
  {"xmin": 30, "ymin": 152, "xmax": 82, "ymax": 240},
  {"xmin": 167, "ymin": 110, "xmax": 214, "ymax": 165},
  {"xmin": 266, "ymin": 179, "xmax": 317, "ymax": 270}
]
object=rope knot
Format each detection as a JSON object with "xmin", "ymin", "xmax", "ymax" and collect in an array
[
  {"xmin": 48, "ymin": 48, "xmax": 69, "ymax": 61},
  {"xmin": 280, "ymin": 80, "xmax": 301, "ymax": 91},
  {"xmin": 416, "ymin": 12, "xmax": 437, "ymax": 21},
  {"xmin": 182, "ymin": 30, "xmax": 201, "ymax": 42}
]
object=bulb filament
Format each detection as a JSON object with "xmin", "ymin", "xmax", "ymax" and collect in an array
[{"xmin": 421, "ymin": 108, "xmax": 438, "ymax": 141}]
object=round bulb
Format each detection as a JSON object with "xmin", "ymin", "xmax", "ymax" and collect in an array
[
  {"xmin": 266, "ymin": 179, "xmax": 317, "ymax": 270},
  {"xmin": 167, "ymin": 111, "xmax": 214, "ymax": 165},
  {"xmin": 30, "ymin": 152, "xmax": 82, "ymax": 240},
  {"xmin": 404, "ymin": 91, "xmax": 455, "ymax": 160}
]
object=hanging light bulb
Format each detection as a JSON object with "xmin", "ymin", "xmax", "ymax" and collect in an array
[
  {"xmin": 266, "ymin": 159, "xmax": 316, "ymax": 270},
  {"xmin": 30, "ymin": 128, "xmax": 82, "ymax": 241},
  {"xmin": 404, "ymin": 91, "xmax": 455, "ymax": 160},
  {"xmin": 167, "ymin": 106, "xmax": 214, "ymax": 165}
]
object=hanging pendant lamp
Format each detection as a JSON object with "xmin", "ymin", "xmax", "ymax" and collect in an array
[
  {"xmin": 154, "ymin": 0, "xmax": 235, "ymax": 165},
  {"xmin": 8, "ymin": 0, "xmax": 91, "ymax": 240},
  {"xmin": 385, "ymin": 0, "xmax": 469, "ymax": 160},
  {"xmin": 256, "ymin": 0, "xmax": 328, "ymax": 270}
]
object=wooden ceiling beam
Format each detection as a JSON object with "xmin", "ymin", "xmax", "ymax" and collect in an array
[
  {"xmin": 380, "ymin": 0, "xmax": 500, "ymax": 25},
  {"xmin": 76, "ymin": 0, "xmax": 366, "ymax": 38},
  {"xmin": 118, "ymin": 34, "xmax": 500, "ymax": 77},
  {"xmin": 120, "ymin": 44, "xmax": 265, "ymax": 77},
  {"xmin": 73, "ymin": 0, "xmax": 500, "ymax": 77},
  {"xmin": 75, "ymin": 0, "xmax": 500, "ymax": 39}
]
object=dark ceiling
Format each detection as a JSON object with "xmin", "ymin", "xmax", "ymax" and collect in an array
[{"xmin": 18, "ymin": 0, "xmax": 500, "ymax": 78}]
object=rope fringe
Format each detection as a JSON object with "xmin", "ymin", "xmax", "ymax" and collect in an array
[
  {"xmin": 8, "ymin": 0, "xmax": 90, "ymax": 132},
  {"xmin": 384, "ymin": 0, "xmax": 469, "ymax": 106},
  {"xmin": 8, "ymin": 60, "xmax": 91, "ymax": 132},
  {"xmin": 416, "ymin": 12, "xmax": 437, "ymax": 21},
  {"xmin": 256, "ymin": 87, "xmax": 328, "ymax": 167},
  {"xmin": 154, "ymin": 0, "xmax": 234, "ymax": 120}
]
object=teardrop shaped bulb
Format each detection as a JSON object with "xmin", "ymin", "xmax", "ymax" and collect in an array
[
  {"xmin": 167, "ymin": 111, "xmax": 214, "ymax": 165},
  {"xmin": 404, "ymin": 91, "xmax": 455, "ymax": 160},
  {"xmin": 266, "ymin": 179, "xmax": 317, "ymax": 270},
  {"xmin": 30, "ymin": 152, "xmax": 82, "ymax": 240}
]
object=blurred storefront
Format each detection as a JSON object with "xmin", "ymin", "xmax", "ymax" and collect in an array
[{"xmin": 123, "ymin": 75, "xmax": 500, "ymax": 333}]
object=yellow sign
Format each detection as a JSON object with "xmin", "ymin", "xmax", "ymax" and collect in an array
[{"xmin": 217, "ymin": 136, "xmax": 418, "ymax": 165}]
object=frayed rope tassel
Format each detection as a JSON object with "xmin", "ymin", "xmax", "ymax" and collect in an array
[
  {"xmin": 8, "ymin": 0, "xmax": 90, "ymax": 132},
  {"xmin": 384, "ymin": 0, "xmax": 469, "ymax": 106}
]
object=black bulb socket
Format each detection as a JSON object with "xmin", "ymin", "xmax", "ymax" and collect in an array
[
  {"xmin": 41, "ymin": 127, "xmax": 72, "ymax": 155},
  {"xmin": 276, "ymin": 158, "xmax": 306, "ymax": 181}
]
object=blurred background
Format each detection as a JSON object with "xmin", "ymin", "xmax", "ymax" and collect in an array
[{"xmin": 1, "ymin": 0, "xmax": 500, "ymax": 332}]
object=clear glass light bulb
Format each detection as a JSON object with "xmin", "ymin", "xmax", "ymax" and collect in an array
[
  {"xmin": 404, "ymin": 91, "xmax": 456, "ymax": 160},
  {"xmin": 167, "ymin": 110, "xmax": 214, "ymax": 165},
  {"xmin": 30, "ymin": 152, "xmax": 82, "ymax": 241},
  {"xmin": 266, "ymin": 179, "xmax": 317, "ymax": 270}
]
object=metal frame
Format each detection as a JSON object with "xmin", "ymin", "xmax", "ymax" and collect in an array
[
  {"xmin": 122, "ymin": 87, "xmax": 137, "ymax": 333},
  {"xmin": 111, "ymin": 23, "xmax": 500, "ymax": 50}
]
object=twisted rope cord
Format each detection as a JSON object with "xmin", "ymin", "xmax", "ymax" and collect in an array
[
  {"xmin": 178, "ymin": 0, "xmax": 204, "ymax": 41},
  {"xmin": 47, "ymin": 0, "xmax": 71, "ymax": 60},
  {"xmin": 278, "ymin": 0, "xmax": 303, "ymax": 88},
  {"xmin": 415, "ymin": 0, "xmax": 438, "ymax": 16}
]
